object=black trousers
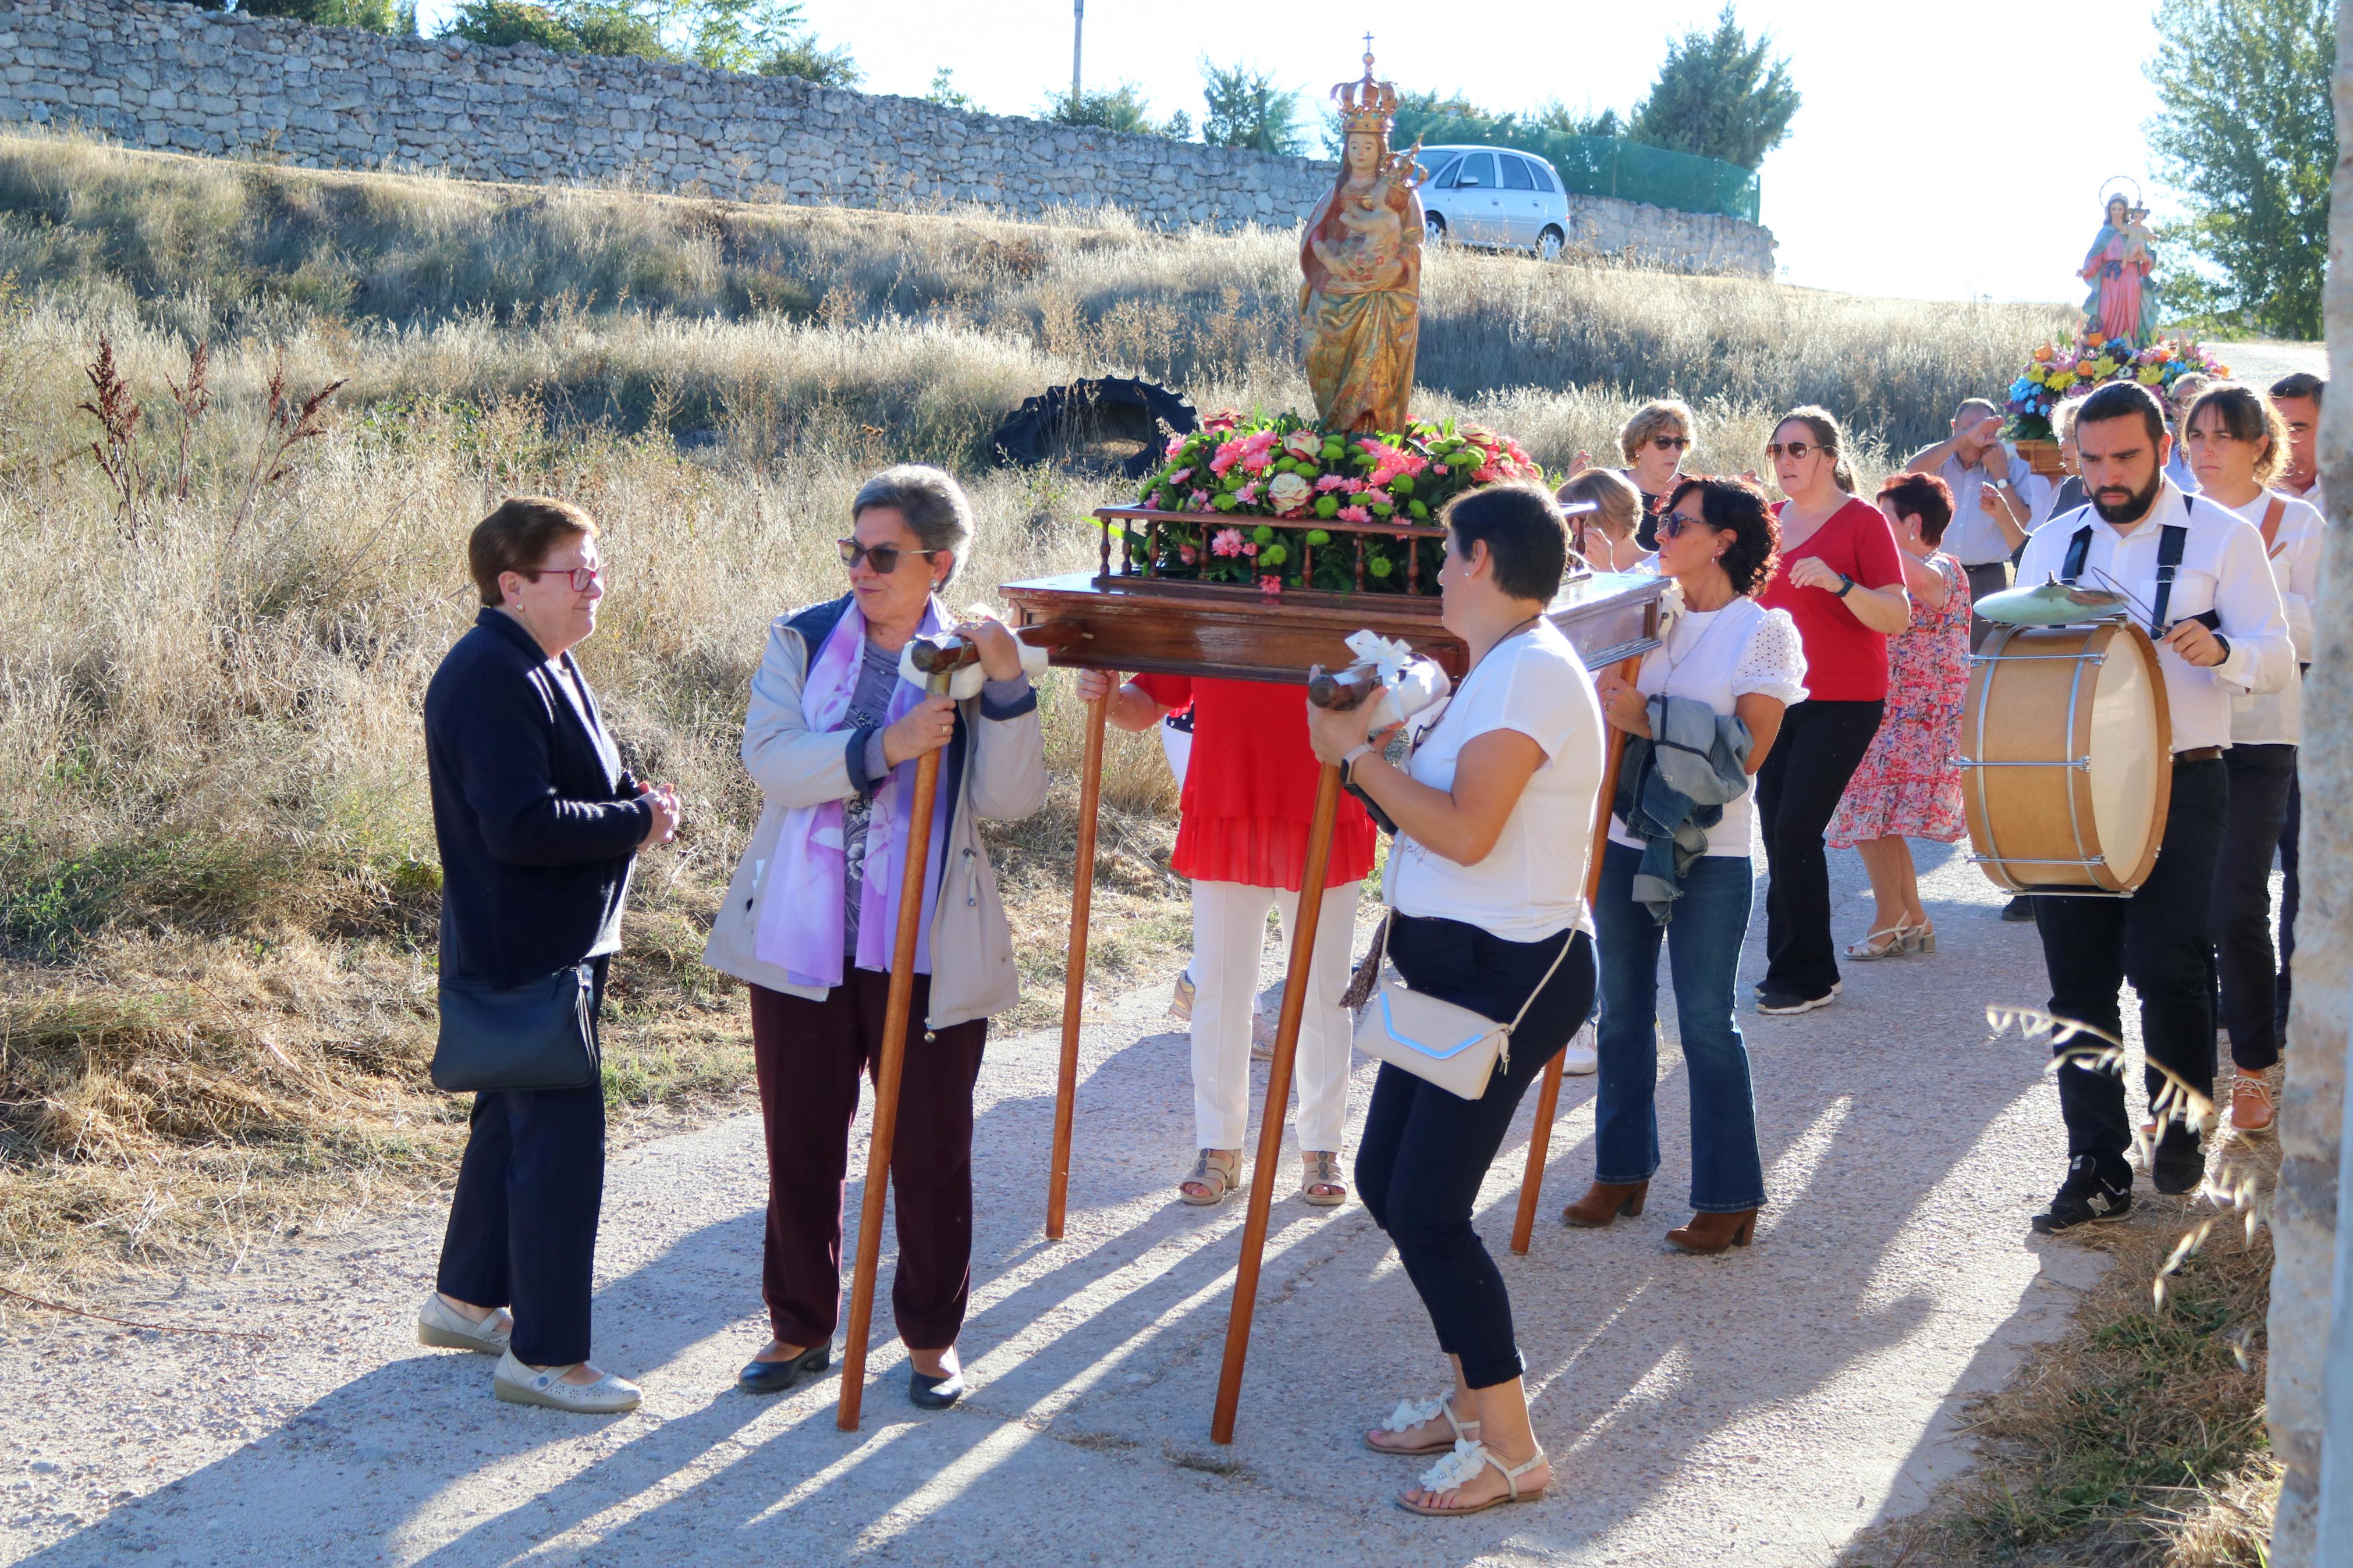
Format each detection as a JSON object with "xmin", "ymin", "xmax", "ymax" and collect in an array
[
  {"xmin": 2212, "ymin": 743, "xmax": 2295, "ymax": 1073},
  {"xmin": 436, "ymin": 957, "xmax": 609, "ymax": 1367},
  {"xmin": 1356, "ymin": 916, "xmax": 1595, "ymax": 1391},
  {"xmin": 1962, "ymin": 561, "xmax": 2011, "ymax": 653},
  {"xmin": 1756, "ymin": 699, "xmax": 1884, "ymax": 997},
  {"xmin": 2034, "ymin": 759, "xmax": 2225, "ymax": 1161},
  {"xmin": 2276, "ymin": 767, "xmax": 2301, "ymax": 1034}
]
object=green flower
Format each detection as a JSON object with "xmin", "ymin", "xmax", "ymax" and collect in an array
[
  {"xmin": 1368, "ymin": 555, "xmax": 1393, "ymax": 579},
  {"xmin": 1259, "ymin": 543, "xmax": 1289, "ymax": 567},
  {"xmin": 1304, "ymin": 528, "xmax": 1331, "ymax": 546},
  {"xmin": 1212, "ymin": 493, "xmax": 1238, "ymax": 512},
  {"xmin": 1389, "ymin": 474, "xmax": 1414, "ymax": 495},
  {"xmin": 1251, "ymin": 523, "xmax": 1275, "ymax": 544},
  {"xmin": 1315, "ymin": 493, "xmax": 1340, "ymax": 518},
  {"xmin": 1372, "ymin": 501, "xmax": 1394, "ymax": 517},
  {"xmin": 1408, "ymin": 500, "xmax": 1429, "ymax": 519}
]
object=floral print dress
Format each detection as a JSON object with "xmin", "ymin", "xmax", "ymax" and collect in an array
[{"xmin": 1826, "ymin": 552, "xmax": 1972, "ymax": 847}]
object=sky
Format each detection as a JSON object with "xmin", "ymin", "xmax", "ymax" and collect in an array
[{"xmin": 411, "ymin": 0, "xmax": 2171, "ymax": 305}]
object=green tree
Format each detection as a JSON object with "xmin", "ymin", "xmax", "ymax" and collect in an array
[
  {"xmin": 1200, "ymin": 61, "xmax": 1304, "ymax": 155},
  {"xmin": 758, "ymin": 33, "xmax": 862, "ymax": 86},
  {"xmin": 928, "ymin": 66, "xmax": 976, "ymax": 110},
  {"xmin": 235, "ymin": 0, "xmax": 409, "ymax": 30},
  {"xmin": 1046, "ymin": 84, "xmax": 1165, "ymax": 136},
  {"xmin": 440, "ymin": 0, "xmax": 663, "ymax": 58},
  {"xmin": 1626, "ymin": 4, "xmax": 1798, "ymax": 171},
  {"xmin": 1534, "ymin": 100, "xmax": 1622, "ymax": 140},
  {"xmin": 2144, "ymin": 0, "xmax": 2331, "ymax": 338}
]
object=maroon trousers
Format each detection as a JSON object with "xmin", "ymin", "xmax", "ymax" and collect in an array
[{"xmin": 748, "ymin": 973, "xmax": 988, "ymax": 1353}]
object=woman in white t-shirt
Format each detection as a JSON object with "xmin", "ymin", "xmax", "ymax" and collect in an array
[
  {"xmin": 1569, "ymin": 477, "xmax": 1803, "ymax": 1257},
  {"xmin": 1307, "ymin": 484, "xmax": 1602, "ymax": 1519},
  {"xmin": 2184, "ymin": 383, "xmax": 2321, "ymax": 1135}
]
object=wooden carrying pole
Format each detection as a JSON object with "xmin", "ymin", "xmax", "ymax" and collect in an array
[
  {"xmin": 1045, "ymin": 694, "xmax": 1109, "ymax": 1239},
  {"xmin": 1210, "ymin": 758, "xmax": 1344, "ymax": 1446},
  {"xmin": 836, "ymin": 651, "xmax": 959, "ymax": 1432},
  {"xmin": 1510, "ymin": 653, "xmax": 1642, "ymax": 1256}
]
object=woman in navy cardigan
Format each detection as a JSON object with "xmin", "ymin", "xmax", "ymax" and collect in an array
[{"xmin": 417, "ymin": 496, "xmax": 679, "ymax": 1415}]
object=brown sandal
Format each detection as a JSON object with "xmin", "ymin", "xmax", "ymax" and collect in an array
[{"xmin": 1179, "ymin": 1149, "xmax": 1244, "ymax": 1206}]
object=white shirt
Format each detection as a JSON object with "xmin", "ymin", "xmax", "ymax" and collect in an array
[
  {"xmin": 1385, "ymin": 619, "xmax": 1604, "ymax": 941},
  {"xmin": 1936, "ymin": 447, "xmax": 2037, "ymax": 567},
  {"xmin": 1606, "ymin": 597, "xmax": 1808, "ymax": 856},
  {"xmin": 2014, "ymin": 479, "xmax": 2294, "ymax": 752},
  {"xmin": 2214, "ymin": 489, "xmax": 2322, "ymax": 746}
]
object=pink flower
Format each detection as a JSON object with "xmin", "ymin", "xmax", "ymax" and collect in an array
[
  {"xmin": 1314, "ymin": 474, "xmax": 1353, "ymax": 492},
  {"xmin": 1237, "ymin": 482, "xmax": 1262, "ymax": 505},
  {"xmin": 1242, "ymin": 542, "xmax": 1258, "ymax": 557},
  {"xmin": 1165, "ymin": 434, "xmax": 1188, "ymax": 458},
  {"xmin": 1211, "ymin": 527, "xmax": 1245, "ymax": 557},
  {"xmin": 1473, "ymin": 464, "xmax": 1502, "ymax": 483},
  {"xmin": 1243, "ymin": 450, "xmax": 1274, "ymax": 474},
  {"xmin": 1179, "ymin": 545, "xmax": 1197, "ymax": 564},
  {"xmin": 1339, "ymin": 505, "xmax": 1374, "ymax": 524},
  {"xmin": 1190, "ymin": 489, "xmax": 1210, "ymax": 508},
  {"xmin": 1432, "ymin": 464, "xmax": 1449, "ymax": 476},
  {"xmin": 1259, "ymin": 575, "xmax": 1283, "ymax": 599},
  {"xmin": 1167, "ymin": 467, "xmax": 1192, "ymax": 485}
]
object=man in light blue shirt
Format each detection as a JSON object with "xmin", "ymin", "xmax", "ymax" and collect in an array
[{"xmin": 1904, "ymin": 399, "xmax": 2035, "ymax": 650}]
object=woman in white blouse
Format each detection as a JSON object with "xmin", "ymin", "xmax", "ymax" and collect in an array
[
  {"xmin": 2184, "ymin": 383, "xmax": 2320, "ymax": 1135},
  {"xmin": 1567, "ymin": 477, "xmax": 1805, "ymax": 1254}
]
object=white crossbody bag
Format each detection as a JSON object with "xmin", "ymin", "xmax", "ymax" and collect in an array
[{"xmin": 1351, "ymin": 920, "xmax": 1574, "ymax": 1101}]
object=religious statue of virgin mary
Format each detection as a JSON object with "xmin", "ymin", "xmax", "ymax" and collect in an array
[
  {"xmin": 1299, "ymin": 47, "xmax": 1425, "ymax": 433},
  {"xmin": 2079, "ymin": 183, "xmax": 2159, "ymax": 346}
]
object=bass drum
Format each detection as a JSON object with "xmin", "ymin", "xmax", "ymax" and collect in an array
[{"xmin": 1958, "ymin": 621, "xmax": 2172, "ymax": 895}]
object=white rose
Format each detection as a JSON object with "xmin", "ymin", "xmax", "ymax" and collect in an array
[{"xmin": 1268, "ymin": 471, "xmax": 1313, "ymax": 512}]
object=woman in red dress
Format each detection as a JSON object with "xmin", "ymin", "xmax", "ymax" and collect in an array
[
  {"xmin": 1077, "ymin": 669, "xmax": 1376, "ymax": 1208},
  {"xmin": 1752, "ymin": 406, "xmax": 1912, "ymax": 1015}
]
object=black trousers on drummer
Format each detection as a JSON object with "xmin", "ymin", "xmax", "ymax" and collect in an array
[
  {"xmin": 2034, "ymin": 757, "xmax": 2225, "ymax": 1161},
  {"xmin": 1355, "ymin": 915, "xmax": 1596, "ymax": 1392},
  {"xmin": 436, "ymin": 956, "xmax": 609, "ymax": 1369},
  {"xmin": 2213, "ymin": 742, "xmax": 2295, "ymax": 1074},
  {"xmin": 1756, "ymin": 698, "xmax": 1884, "ymax": 998},
  {"xmin": 1962, "ymin": 561, "xmax": 2011, "ymax": 653}
]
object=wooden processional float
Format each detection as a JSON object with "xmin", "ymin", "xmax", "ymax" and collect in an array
[
  {"xmin": 1957, "ymin": 578, "xmax": 2173, "ymax": 898},
  {"xmin": 982, "ymin": 504, "xmax": 1665, "ymax": 1445}
]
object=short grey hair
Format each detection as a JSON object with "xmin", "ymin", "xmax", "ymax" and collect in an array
[
  {"xmin": 2053, "ymin": 396, "xmax": 2085, "ymax": 442},
  {"xmin": 851, "ymin": 464, "xmax": 975, "ymax": 585},
  {"xmin": 1617, "ymin": 399, "xmax": 1696, "ymax": 464},
  {"xmin": 1953, "ymin": 397, "xmax": 2002, "ymax": 426}
]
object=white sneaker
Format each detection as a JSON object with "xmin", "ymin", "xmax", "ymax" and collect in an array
[
  {"xmin": 492, "ymin": 1350, "xmax": 641, "ymax": 1414},
  {"xmin": 417, "ymin": 1292, "xmax": 511, "ymax": 1354},
  {"xmin": 1559, "ymin": 1037, "xmax": 1598, "ymax": 1075}
]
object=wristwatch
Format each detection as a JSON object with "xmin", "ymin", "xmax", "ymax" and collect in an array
[
  {"xmin": 2210, "ymin": 632, "xmax": 2233, "ymax": 664},
  {"xmin": 1833, "ymin": 573, "xmax": 1856, "ymax": 598},
  {"xmin": 1341, "ymin": 743, "xmax": 1376, "ymax": 784}
]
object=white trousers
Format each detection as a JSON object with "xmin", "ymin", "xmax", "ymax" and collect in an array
[{"xmin": 1190, "ymin": 878, "xmax": 1360, "ymax": 1155}]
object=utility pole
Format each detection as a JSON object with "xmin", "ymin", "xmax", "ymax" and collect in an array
[{"xmin": 1070, "ymin": 0, "xmax": 1083, "ymax": 111}]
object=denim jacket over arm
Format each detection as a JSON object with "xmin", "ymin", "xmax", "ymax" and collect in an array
[{"xmin": 1612, "ymin": 692, "xmax": 1754, "ymax": 924}]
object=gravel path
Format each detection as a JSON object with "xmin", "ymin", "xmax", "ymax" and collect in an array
[{"xmin": 1, "ymin": 838, "xmax": 2145, "ymax": 1567}]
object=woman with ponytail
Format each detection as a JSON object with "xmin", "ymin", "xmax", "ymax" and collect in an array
[{"xmin": 1752, "ymin": 407, "xmax": 1911, "ymax": 1015}]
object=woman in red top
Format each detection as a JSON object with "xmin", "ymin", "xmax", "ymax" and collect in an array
[
  {"xmin": 1077, "ymin": 669, "xmax": 1376, "ymax": 1208},
  {"xmin": 1753, "ymin": 406, "xmax": 1912, "ymax": 1014}
]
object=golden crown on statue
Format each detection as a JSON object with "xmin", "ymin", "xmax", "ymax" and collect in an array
[{"xmin": 1331, "ymin": 40, "xmax": 1398, "ymax": 134}]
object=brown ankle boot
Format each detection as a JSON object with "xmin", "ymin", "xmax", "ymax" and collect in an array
[
  {"xmin": 1561, "ymin": 1179, "xmax": 1648, "ymax": 1228},
  {"xmin": 1665, "ymin": 1209, "xmax": 1758, "ymax": 1254}
]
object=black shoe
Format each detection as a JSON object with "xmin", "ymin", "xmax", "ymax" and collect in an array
[
  {"xmin": 2152, "ymin": 1128, "xmax": 2206, "ymax": 1195},
  {"xmin": 2032, "ymin": 1154, "xmax": 2132, "ymax": 1233},
  {"xmin": 738, "ymin": 1343, "xmax": 829, "ymax": 1396},
  {"xmin": 910, "ymin": 1363, "xmax": 966, "ymax": 1410},
  {"xmin": 2001, "ymin": 895, "xmax": 2036, "ymax": 923},
  {"xmin": 1756, "ymin": 986, "xmax": 1837, "ymax": 1016}
]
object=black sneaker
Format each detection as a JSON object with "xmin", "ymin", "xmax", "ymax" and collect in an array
[
  {"xmin": 2001, "ymin": 895, "xmax": 2037, "ymax": 923},
  {"xmin": 1756, "ymin": 986, "xmax": 1837, "ymax": 1016},
  {"xmin": 2031, "ymin": 1154, "xmax": 2132, "ymax": 1233},
  {"xmin": 2152, "ymin": 1127, "xmax": 2206, "ymax": 1195}
]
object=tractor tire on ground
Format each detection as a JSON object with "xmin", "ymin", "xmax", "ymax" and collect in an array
[{"xmin": 991, "ymin": 377, "xmax": 1199, "ymax": 481}]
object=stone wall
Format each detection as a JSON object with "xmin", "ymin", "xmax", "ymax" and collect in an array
[
  {"xmin": 0, "ymin": 0, "xmax": 1777, "ymax": 277},
  {"xmin": 2267, "ymin": 8, "xmax": 2351, "ymax": 1559}
]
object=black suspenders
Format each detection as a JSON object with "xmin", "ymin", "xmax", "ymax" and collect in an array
[{"xmin": 2060, "ymin": 492, "xmax": 2205, "ymax": 634}]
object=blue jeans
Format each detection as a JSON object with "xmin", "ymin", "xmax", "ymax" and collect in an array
[{"xmin": 1592, "ymin": 841, "xmax": 1766, "ymax": 1213}]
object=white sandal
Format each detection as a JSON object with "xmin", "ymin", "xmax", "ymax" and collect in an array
[
  {"xmin": 1365, "ymin": 1393, "xmax": 1482, "ymax": 1456},
  {"xmin": 1399, "ymin": 1439, "xmax": 1549, "ymax": 1516},
  {"xmin": 1844, "ymin": 926, "xmax": 1909, "ymax": 961},
  {"xmin": 1179, "ymin": 1149, "xmax": 1244, "ymax": 1206},
  {"xmin": 1302, "ymin": 1152, "xmax": 1348, "ymax": 1208},
  {"xmin": 417, "ymin": 1292, "xmax": 512, "ymax": 1354}
]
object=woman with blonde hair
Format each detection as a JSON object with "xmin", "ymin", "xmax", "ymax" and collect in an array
[
  {"xmin": 1557, "ymin": 467, "xmax": 1652, "ymax": 573},
  {"xmin": 1616, "ymin": 399, "xmax": 1698, "ymax": 550}
]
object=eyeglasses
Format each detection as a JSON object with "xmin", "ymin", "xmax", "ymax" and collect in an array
[
  {"xmin": 1648, "ymin": 434, "xmax": 1692, "ymax": 451},
  {"xmin": 1659, "ymin": 510, "xmax": 1708, "ymax": 539},
  {"xmin": 524, "ymin": 563, "xmax": 603, "ymax": 592},
  {"xmin": 1764, "ymin": 440, "xmax": 1820, "ymax": 460},
  {"xmin": 837, "ymin": 538, "xmax": 943, "ymax": 574}
]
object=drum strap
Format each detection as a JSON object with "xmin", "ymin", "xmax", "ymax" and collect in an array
[{"xmin": 2063, "ymin": 493, "xmax": 2198, "ymax": 634}]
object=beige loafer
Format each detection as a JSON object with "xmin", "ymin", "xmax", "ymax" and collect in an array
[
  {"xmin": 417, "ymin": 1292, "xmax": 512, "ymax": 1354},
  {"xmin": 493, "ymin": 1350, "xmax": 642, "ymax": 1414}
]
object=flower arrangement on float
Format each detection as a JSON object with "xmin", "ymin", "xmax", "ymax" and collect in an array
[
  {"xmin": 2003, "ymin": 332, "xmax": 2233, "ymax": 458},
  {"xmin": 1111, "ymin": 409, "xmax": 1546, "ymax": 597}
]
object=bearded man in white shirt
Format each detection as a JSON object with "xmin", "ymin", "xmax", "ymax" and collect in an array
[{"xmin": 2012, "ymin": 381, "xmax": 2293, "ymax": 1233}]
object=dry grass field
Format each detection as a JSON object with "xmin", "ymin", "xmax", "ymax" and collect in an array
[{"xmin": 0, "ymin": 128, "xmax": 2077, "ymax": 1291}]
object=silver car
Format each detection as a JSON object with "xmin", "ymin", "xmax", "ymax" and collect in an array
[{"xmin": 1412, "ymin": 145, "xmax": 1571, "ymax": 258}]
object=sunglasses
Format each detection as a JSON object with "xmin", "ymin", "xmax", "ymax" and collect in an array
[
  {"xmin": 1648, "ymin": 434, "xmax": 1692, "ymax": 451},
  {"xmin": 525, "ymin": 563, "xmax": 603, "ymax": 592},
  {"xmin": 837, "ymin": 538, "xmax": 943, "ymax": 574},
  {"xmin": 1764, "ymin": 440, "xmax": 1821, "ymax": 460},
  {"xmin": 1659, "ymin": 510, "xmax": 1709, "ymax": 539}
]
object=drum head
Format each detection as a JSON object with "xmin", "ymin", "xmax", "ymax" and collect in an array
[{"xmin": 2084, "ymin": 624, "xmax": 2168, "ymax": 887}]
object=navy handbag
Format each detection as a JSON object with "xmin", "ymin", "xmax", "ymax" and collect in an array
[{"xmin": 430, "ymin": 963, "xmax": 602, "ymax": 1093}]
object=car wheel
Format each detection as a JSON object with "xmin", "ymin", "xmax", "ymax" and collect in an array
[
  {"xmin": 991, "ymin": 376, "xmax": 1199, "ymax": 481},
  {"xmin": 1537, "ymin": 226, "xmax": 1564, "ymax": 261},
  {"xmin": 1425, "ymin": 212, "xmax": 1449, "ymax": 243}
]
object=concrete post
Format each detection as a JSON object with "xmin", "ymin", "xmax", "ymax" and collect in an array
[
  {"xmin": 2266, "ymin": 10, "xmax": 2353, "ymax": 1559},
  {"xmin": 2321, "ymin": 1015, "xmax": 2353, "ymax": 1565}
]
